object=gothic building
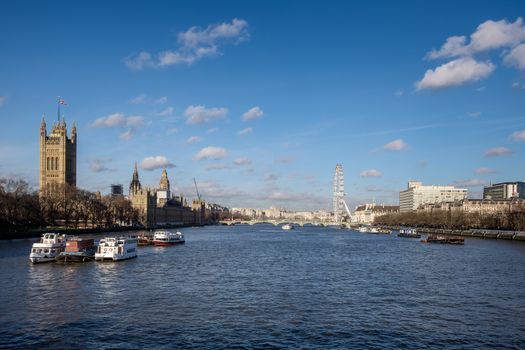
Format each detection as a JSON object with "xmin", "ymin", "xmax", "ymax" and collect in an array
[
  {"xmin": 128, "ymin": 165, "xmax": 201, "ymax": 227},
  {"xmin": 39, "ymin": 117, "xmax": 77, "ymax": 194}
]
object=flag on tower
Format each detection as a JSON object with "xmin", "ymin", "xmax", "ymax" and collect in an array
[{"xmin": 58, "ymin": 98, "xmax": 67, "ymax": 105}]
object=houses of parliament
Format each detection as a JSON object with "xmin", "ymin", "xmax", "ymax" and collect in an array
[{"xmin": 39, "ymin": 117, "xmax": 204, "ymax": 227}]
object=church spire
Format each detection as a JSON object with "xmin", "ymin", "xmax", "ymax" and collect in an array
[{"xmin": 129, "ymin": 162, "xmax": 141, "ymax": 196}]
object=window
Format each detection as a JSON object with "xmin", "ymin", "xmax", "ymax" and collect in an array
[{"xmin": 47, "ymin": 157, "xmax": 50, "ymax": 170}]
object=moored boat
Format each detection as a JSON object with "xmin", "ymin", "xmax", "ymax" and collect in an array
[
  {"xmin": 421, "ymin": 234, "xmax": 464, "ymax": 245},
  {"xmin": 55, "ymin": 237, "xmax": 96, "ymax": 263},
  {"xmin": 281, "ymin": 224, "xmax": 294, "ymax": 230},
  {"xmin": 398, "ymin": 228, "xmax": 421, "ymax": 238},
  {"xmin": 95, "ymin": 237, "xmax": 138, "ymax": 261},
  {"xmin": 29, "ymin": 233, "xmax": 67, "ymax": 264},
  {"xmin": 153, "ymin": 231, "xmax": 185, "ymax": 246},
  {"xmin": 137, "ymin": 233, "xmax": 154, "ymax": 246}
]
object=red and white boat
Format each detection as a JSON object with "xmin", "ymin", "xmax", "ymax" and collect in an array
[{"xmin": 153, "ymin": 231, "xmax": 185, "ymax": 246}]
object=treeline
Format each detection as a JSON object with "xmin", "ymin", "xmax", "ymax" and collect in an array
[
  {"xmin": 0, "ymin": 177, "xmax": 139, "ymax": 233},
  {"xmin": 374, "ymin": 209, "xmax": 525, "ymax": 231}
]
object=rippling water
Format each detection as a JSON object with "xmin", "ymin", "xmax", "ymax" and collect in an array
[{"xmin": 1, "ymin": 225, "xmax": 525, "ymax": 349}]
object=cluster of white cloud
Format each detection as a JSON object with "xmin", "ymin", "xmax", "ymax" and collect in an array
[
  {"xmin": 474, "ymin": 167, "xmax": 496, "ymax": 175},
  {"xmin": 233, "ymin": 157, "xmax": 252, "ymax": 166},
  {"xmin": 184, "ymin": 105, "xmax": 227, "ymax": 124},
  {"xmin": 241, "ymin": 106, "xmax": 264, "ymax": 121},
  {"xmin": 383, "ymin": 139, "xmax": 408, "ymax": 151},
  {"xmin": 237, "ymin": 127, "xmax": 252, "ymax": 136},
  {"xmin": 484, "ymin": 147, "xmax": 513, "ymax": 157},
  {"xmin": 186, "ymin": 136, "xmax": 202, "ymax": 144},
  {"xmin": 125, "ymin": 18, "xmax": 249, "ymax": 70},
  {"xmin": 0, "ymin": 96, "xmax": 7, "ymax": 107},
  {"xmin": 129, "ymin": 94, "xmax": 168, "ymax": 105},
  {"xmin": 360, "ymin": 169, "xmax": 382, "ymax": 178},
  {"xmin": 274, "ymin": 155, "xmax": 295, "ymax": 164},
  {"xmin": 90, "ymin": 158, "xmax": 114, "ymax": 173},
  {"xmin": 91, "ymin": 112, "xmax": 145, "ymax": 140},
  {"xmin": 418, "ymin": 18, "xmax": 525, "ymax": 90},
  {"xmin": 511, "ymin": 130, "xmax": 525, "ymax": 141},
  {"xmin": 193, "ymin": 146, "xmax": 227, "ymax": 161},
  {"xmin": 141, "ymin": 155, "xmax": 175, "ymax": 171}
]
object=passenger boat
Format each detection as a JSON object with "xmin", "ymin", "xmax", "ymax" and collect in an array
[
  {"xmin": 358, "ymin": 226, "xmax": 369, "ymax": 233},
  {"xmin": 137, "ymin": 233, "xmax": 154, "ymax": 246},
  {"xmin": 55, "ymin": 237, "xmax": 96, "ymax": 263},
  {"xmin": 421, "ymin": 234, "xmax": 464, "ymax": 245},
  {"xmin": 281, "ymin": 224, "xmax": 294, "ymax": 230},
  {"xmin": 29, "ymin": 233, "xmax": 67, "ymax": 264},
  {"xmin": 95, "ymin": 237, "xmax": 138, "ymax": 261},
  {"xmin": 153, "ymin": 231, "xmax": 185, "ymax": 246},
  {"xmin": 398, "ymin": 228, "xmax": 421, "ymax": 238}
]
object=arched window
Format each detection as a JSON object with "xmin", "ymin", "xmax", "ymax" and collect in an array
[
  {"xmin": 47, "ymin": 157, "xmax": 50, "ymax": 170},
  {"xmin": 51, "ymin": 157, "xmax": 54, "ymax": 170},
  {"xmin": 55, "ymin": 157, "xmax": 59, "ymax": 171}
]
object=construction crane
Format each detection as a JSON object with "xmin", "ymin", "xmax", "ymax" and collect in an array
[{"xmin": 193, "ymin": 178, "xmax": 202, "ymax": 201}]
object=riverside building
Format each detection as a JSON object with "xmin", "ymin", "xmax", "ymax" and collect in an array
[
  {"xmin": 399, "ymin": 181, "xmax": 467, "ymax": 212},
  {"xmin": 483, "ymin": 182, "xmax": 525, "ymax": 200}
]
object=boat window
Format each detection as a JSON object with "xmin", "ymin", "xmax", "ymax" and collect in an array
[{"xmin": 44, "ymin": 249, "xmax": 49, "ymax": 253}]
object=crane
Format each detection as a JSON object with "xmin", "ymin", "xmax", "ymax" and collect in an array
[{"xmin": 193, "ymin": 178, "xmax": 202, "ymax": 201}]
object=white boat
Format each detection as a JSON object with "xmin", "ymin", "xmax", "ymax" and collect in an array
[
  {"xmin": 282, "ymin": 224, "xmax": 294, "ymax": 230},
  {"xmin": 153, "ymin": 231, "xmax": 185, "ymax": 246},
  {"xmin": 95, "ymin": 237, "xmax": 137, "ymax": 261},
  {"xmin": 358, "ymin": 226, "xmax": 369, "ymax": 233},
  {"xmin": 29, "ymin": 233, "xmax": 67, "ymax": 264}
]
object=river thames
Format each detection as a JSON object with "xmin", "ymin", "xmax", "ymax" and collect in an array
[{"xmin": 0, "ymin": 225, "xmax": 524, "ymax": 349}]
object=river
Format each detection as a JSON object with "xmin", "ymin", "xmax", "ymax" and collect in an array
[{"xmin": 0, "ymin": 225, "xmax": 524, "ymax": 349}]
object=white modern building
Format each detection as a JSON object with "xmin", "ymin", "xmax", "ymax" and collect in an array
[
  {"xmin": 399, "ymin": 181, "xmax": 467, "ymax": 212},
  {"xmin": 483, "ymin": 181, "xmax": 525, "ymax": 200}
]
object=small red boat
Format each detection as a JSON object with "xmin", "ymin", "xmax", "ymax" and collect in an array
[{"xmin": 152, "ymin": 231, "xmax": 185, "ymax": 246}]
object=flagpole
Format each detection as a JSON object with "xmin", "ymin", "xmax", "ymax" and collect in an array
[{"xmin": 57, "ymin": 96, "xmax": 60, "ymax": 122}]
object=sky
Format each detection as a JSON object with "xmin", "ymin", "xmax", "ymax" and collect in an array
[{"xmin": 1, "ymin": 0, "xmax": 525, "ymax": 211}]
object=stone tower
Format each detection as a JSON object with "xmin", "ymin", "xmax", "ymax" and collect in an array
[
  {"xmin": 157, "ymin": 167, "xmax": 171, "ymax": 206},
  {"xmin": 39, "ymin": 116, "xmax": 77, "ymax": 194},
  {"xmin": 129, "ymin": 162, "xmax": 142, "ymax": 196}
]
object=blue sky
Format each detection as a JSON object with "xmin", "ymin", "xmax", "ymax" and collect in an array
[{"xmin": 1, "ymin": 0, "xmax": 525, "ymax": 210}]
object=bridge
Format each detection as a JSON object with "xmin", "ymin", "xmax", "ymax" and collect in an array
[{"xmin": 219, "ymin": 219, "xmax": 351, "ymax": 227}]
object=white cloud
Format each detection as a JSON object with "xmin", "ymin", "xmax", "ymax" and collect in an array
[
  {"xmin": 512, "ymin": 81, "xmax": 521, "ymax": 88},
  {"xmin": 166, "ymin": 128, "xmax": 179, "ymax": 135},
  {"xmin": 91, "ymin": 113, "xmax": 144, "ymax": 128},
  {"xmin": 207, "ymin": 127, "xmax": 219, "ymax": 134},
  {"xmin": 454, "ymin": 179, "xmax": 489, "ymax": 187},
  {"xmin": 383, "ymin": 139, "xmax": 408, "ymax": 151},
  {"xmin": 120, "ymin": 129, "xmax": 134, "ymax": 140},
  {"xmin": 428, "ymin": 17, "xmax": 525, "ymax": 59},
  {"xmin": 233, "ymin": 157, "xmax": 252, "ymax": 166},
  {"xmin": 360, "ymin": 169, "xmax": 382, "ymax": 178},
  {"xmin": 205, "ymin": 163, "xmax": 231, "ymax": 171},
  {"xmin": 241, "ymin": 106, "xmax": 264, "ymax": 121},
  {"xmin": 141, "ymin": 155, "xmax": 175, "ymax": 171},
  {"xmin": 237, "ymin": 127, "xmax": 253, "ymax": 136},
  {"xmin": 125, "ymin": 51, "xmax": 154, "ymax": 71},
  {"xmin": 504, "ymin": 44, "xmax": 525, "ymax": 70},
  {"xmin": 0, "ymin": 96, "xmax": 6, "ymax": 107},
  {"xmin": 416, "ymin": 57, "xmax": 494, "ymax": 90},
  {"xmin": 193, "ymin": 146, "xmax": 227, "ymax": 161},
  {"xmin": 394, "ymin": 89, "xmax": 404, "ymax": 97},
  {"xmin": 91, "ymin": 113, "xmax": 145, "ymax": 141},
  {"xmin": 154, "ymin": 96, "xmax": 168, "ymax": 105},
  {"xmin": 510, "ymin": 130, "xmax": 525, "ymax": 141},
  {"xmin": 274, "ymin": 155, "xmax": 295, "ymax": 164},
  {"xmin": 90, "ymin": 158, "xmax": 114, "ymax": 173},
  {"xmin": 125, "ymin": 18, "xmax": 249, "ymax": 70},
  {"xmin": 474, "ymin": 167, "xmax": 496, "ymax": 174},
  {"xmin": 468, "ymin": 111, "xmax": 481, "ymax": 118},
  {"xmin": 91, "ymin": 113, "xmax": 126, "ymax": 128},
  {"xmin": 186, "ymin": 136, "xmax": 202, "ymax": 144},
  {"xmin": 184, "ymin": 105, "xmax": 227, "ymax": 124},
  {"xmin": 129, "ymin": 94, "xmax": 147, "ymax": 104},
  {"xmin": 157, "ymin": 106, "xmax": 174, "ymax": 116},
  {"xmin": 484, "ymin": 147, "xmax": 513, "ymax": 157}
]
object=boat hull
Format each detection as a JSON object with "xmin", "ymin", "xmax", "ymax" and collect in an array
[
  {"xmin": 153, "ymin": 240, "xmax": 185, "ymax": 246},
  {"xmin": 29, "ymin": 255, "xmax": 57, "ymax": 264},
  {"xmin": 398, "ymin": 233, "xmax": 421, "ymax": 238},
  {"xmin": 95, "ymin": 254, "xmax": 137, "ymax": 261},
  {"xmin": 55, "ymin": 252, "xmax": 95, "ymax": 263}
]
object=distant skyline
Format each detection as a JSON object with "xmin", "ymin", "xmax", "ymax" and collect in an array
[{"xmin": 1, "ymin": 1, "xmax": 525, "ymax": 210}]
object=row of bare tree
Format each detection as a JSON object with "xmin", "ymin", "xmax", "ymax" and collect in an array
[
  {"xmin": 374, "ymin": 208, "xmax": 525, "ymax": 231},
  {"xmin": 0, "ymin": 177, "xmax": 139, "ymax": 233}
]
